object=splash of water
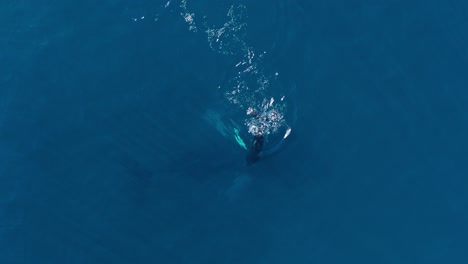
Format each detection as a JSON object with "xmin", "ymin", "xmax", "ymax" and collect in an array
[{"xmin": 148, "ymin": 1, "xmax": 292, "ymax": 147}]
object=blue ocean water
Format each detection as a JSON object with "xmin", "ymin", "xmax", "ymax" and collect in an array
[{"xmin": 1, "ymin": 0, "xmax": 468, "ymax": 263}]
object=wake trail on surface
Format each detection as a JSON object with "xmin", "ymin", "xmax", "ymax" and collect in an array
[{"xmin": 147, "ymin": 1, "xmax": 297, "ymax": 164}]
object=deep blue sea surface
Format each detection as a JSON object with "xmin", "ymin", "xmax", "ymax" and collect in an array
[{"xmin": 2, "ymin": 0, "xmax": 468, "ymax": 263}]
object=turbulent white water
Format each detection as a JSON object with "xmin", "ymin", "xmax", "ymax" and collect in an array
[
  {"xmin": 150, "ymin": 1, "xmax": 293, "ymax": 148},
  {"xmin": 203, "ymin": 4, "xmax": 292, "ymax": 145}
]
